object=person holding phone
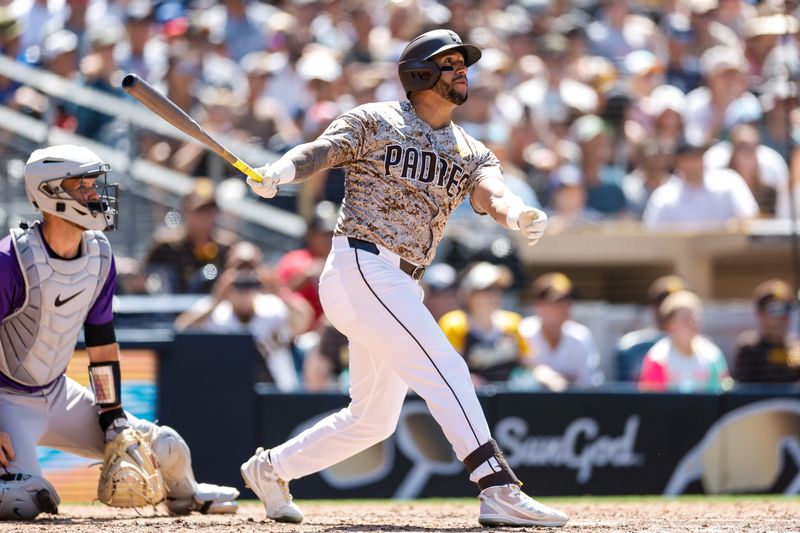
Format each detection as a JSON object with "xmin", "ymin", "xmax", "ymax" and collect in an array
[{"xmin": 175, "ymin": 242, "xmax": 312, "ymax": 391}]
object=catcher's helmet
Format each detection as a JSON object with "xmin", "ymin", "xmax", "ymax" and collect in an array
[
  {"xmin": 24, "ymin": 145, "xmax": 119, "ymax": 231},
  {"xmin": 398, "ymin": 29, "xmax": 481, "ymax": 97}
]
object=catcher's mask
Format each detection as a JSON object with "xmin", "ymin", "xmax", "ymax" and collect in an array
[
  {"xmin": 24, "ymin": 145, "xmax": 119, "ymax": 231},
  {"xmin": 398, "ymin": 29, "xmax": 481, "ymax": 98}
]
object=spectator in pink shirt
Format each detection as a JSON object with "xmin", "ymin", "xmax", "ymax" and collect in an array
[{"xmin": 639, "ymin": 290, "xmax": 731, "ymax": 393}]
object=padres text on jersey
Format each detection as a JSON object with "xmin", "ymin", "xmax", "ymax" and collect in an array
[{"xmin": 320, "ymin": 101, "xmax": 503, "ymax": 266}]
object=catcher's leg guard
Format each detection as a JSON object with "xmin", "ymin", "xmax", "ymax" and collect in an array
[
  {"xmin": 0, "ymin": 473, "xmax": 59, "ymax": 520},
  {"xmin": 141, "ymin": 424, "xmax": 239, "ymax": 514}
]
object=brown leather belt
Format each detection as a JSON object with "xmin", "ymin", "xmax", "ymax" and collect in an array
[{"xmin": 347, "ymin": 237, "xmax": 426, "ymax": 281}]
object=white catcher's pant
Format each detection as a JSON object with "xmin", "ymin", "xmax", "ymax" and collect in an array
[
  {"xmin": 0, "ymin": 374, "xmax": 213, "ymax": 507},
  {"xmin": 271, "ymin": 236, "xmax": 499, "ymax": 483},
  {"xmin": 0, "ymin": 375, "xmax": 153, "ymax": 476}
]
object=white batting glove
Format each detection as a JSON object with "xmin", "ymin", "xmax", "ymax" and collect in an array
[
  {"xmin": 246, "ymin": 165, "xmax": 279, "ymax": 199},
  {"xmin": 518, "ymin": 207, "xmax": 548, "ymax": 246}
]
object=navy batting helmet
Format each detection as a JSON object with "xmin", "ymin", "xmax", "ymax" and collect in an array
[{"xmin": 398, "ymin": 29, "xmax": 481, "ymax": 97}]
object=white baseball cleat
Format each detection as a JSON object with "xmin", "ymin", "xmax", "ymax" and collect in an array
[
  {"xmin": 478, "ymin": 484, "xmax": 568, "ymax": 528},
  {"xmin": 240, "ymin": 447, "xmax": 303, "ymax": 523}
]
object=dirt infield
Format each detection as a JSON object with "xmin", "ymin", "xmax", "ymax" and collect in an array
[{"xmin": 5, "ymin": 499, "xmax": 799, "ymax": 532}]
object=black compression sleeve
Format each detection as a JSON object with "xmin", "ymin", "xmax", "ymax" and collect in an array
[{"xmin": 84, "ymin": 321, "xmax": 116, "ymax": 347}]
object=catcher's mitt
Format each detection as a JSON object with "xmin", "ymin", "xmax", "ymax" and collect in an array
[{"xmin": 97, "ymin": 428, "xmax": 166, "ymax": 507}]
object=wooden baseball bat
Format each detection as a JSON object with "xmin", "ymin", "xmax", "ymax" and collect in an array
[{"xmin": 121, "ymin": 73, "xmax": 262, "ymax": 182}]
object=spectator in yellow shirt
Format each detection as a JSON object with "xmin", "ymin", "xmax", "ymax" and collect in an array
[{"xmin": 439, "ymin": 262, "xmax": 531, "ymax": 387}]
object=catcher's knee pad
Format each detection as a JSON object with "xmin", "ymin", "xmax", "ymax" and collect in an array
[
  {"xmin": 146, "ymin": 425, "xmax": 196, "ymax": 500},
  {"xmin": 145, "ymin": 425, "xmax": 239, "ymax": 515},
  {"xmin": 0, "ymin": 473, "xmax": 59, "ymax": 520},
  {"xmin": 148, "ymin": 425, "xmax": 192, "ymax": 481}
]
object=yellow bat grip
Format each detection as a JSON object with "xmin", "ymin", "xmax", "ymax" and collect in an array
[{"xmin": 233, "ymin": 159, "xmax": 263, "ymax": 182}]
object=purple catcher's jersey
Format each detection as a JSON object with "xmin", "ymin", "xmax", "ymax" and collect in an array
[
  {"xmin": 319, "ymin": 100, "xmax": 503, "ymax": 266},
  {"xmin": 0, "ymin": 232, "xmax": 116, "ymax": 325}
]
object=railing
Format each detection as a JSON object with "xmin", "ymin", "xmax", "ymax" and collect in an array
[{"xmin": 0, "ymin": 56, "xmax": 306, "ymax": 255}]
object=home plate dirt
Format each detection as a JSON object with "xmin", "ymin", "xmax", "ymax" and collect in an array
[{"xmin": 4, "ymin": 499, "xmax": 799, "ymax": 532}]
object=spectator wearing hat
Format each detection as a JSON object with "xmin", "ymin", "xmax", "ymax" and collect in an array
[
  {"xmin": 758, "ymin": 77, "xmax": 799, "ymax": 156},
  {"xmin": 704, "ymin": 123, "xmax": 789, "ymax": 217},
  {"xmin": 646, "ymin": 84, "xmax": 686, "ymax": 146},
  {"xmin": 296, "ymin": 48, "xmax": 345, "ymax": 139},
  {"xmin": 614, "ymin": 275, "xmax": 686, "ymax": 382},
  {"xmin": 639, "ymin": 290, "xmax": 731, "ymax": 393},
  {"xmin": 624, "ymin": 50, "xmax": 666, "ymax": 132},
  {"xmin": 642, "ymin": 136, "xmax": 758, "ymax": 230},
  {"xmin": 75, "ymin": 20, "xmax": 127, "ymax": 139},
  {"xmin": 683, "ymin": 46, "xmax": 759, "ymax": 144},
  {"xmin": 743, "ymin": 14, "xmax": 799, "ymax": 91},
  {"xmin": 422, "ymin": 263, "xmax": 459, "ymax": 323},
  {"xmin": 176, "ymin": 242, "xmax": 309, "ymax": 392},
  {"xmin": 142, "ymin": 178, "xmax": 238, "ymax": 294},
  {"xmin": 41, "ymin": 29, "xmax": 79, "ymax": 78},
  {"xmin": 732, "ymin": 279, "xmax": 800, "ymax": 384},
  {"xmin": 439, "ymin": 263, "xmax": 532, "ymax": 387},
  {"xmin": 519, "ymin": 272, "xmax": 603, "ymax": 390},
  {"xmin": 0, "ymin": 9, "xmax": 25, "ymax": 107},
  {"xmin": 237, "ymin": 51, "xmax": 302, "ymax": 151},
  {"xmin": 38, "ymin": 29, "xmax": 80, "ymax": 131},
  {"xmin": 570, "ymin": 55, "xmax": 619, "ymax": 103}
]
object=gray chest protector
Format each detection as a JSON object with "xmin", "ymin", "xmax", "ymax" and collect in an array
[{"xmin": 0, "ymin": 223, "xmax": 112, "ymax": 387}]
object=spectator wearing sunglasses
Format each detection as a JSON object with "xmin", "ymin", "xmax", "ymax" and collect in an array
[{"xmin": 732, "ymin": 280, "xmax": 800, "ymax": 384}]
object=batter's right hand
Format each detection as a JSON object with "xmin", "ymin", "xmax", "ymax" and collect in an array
[
  {"xmin": 247, "ymin": 166, "xmax": 279, "ymax": 199},
  {"xmin": 0, "ymin": 431, "xmax": 14, "ymax": 466}
]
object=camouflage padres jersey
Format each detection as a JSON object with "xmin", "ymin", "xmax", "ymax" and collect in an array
[{"xmin": 319, "ymin": 100, "xmax": 503, "ymax": 266}]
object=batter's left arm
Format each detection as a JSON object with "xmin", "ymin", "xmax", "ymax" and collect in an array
[{"xmin": 471, "ymin": 175, "xmax": 548, "ymax": 246}]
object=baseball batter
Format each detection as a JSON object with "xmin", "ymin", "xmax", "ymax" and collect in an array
[
  {"xmin": 244, "ymin": 30, "xmax": 568, "ymax": 528},
  {"xmin": 0, "ymin": 145, "xmax": 238, "ymax": 519}
]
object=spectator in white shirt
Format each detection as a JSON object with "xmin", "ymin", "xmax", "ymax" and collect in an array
[
  {"xmin": 643, "ymin": 137, "xmax": 759, "ymax": 230},
  {"xmin": 519, "ymin": 272, "xmax": 603, "ymax": 390},
  {"xmin": 175, "ymin": 242, "xmax": 312, "ymax": 391},
  {"xmin": 683, "ymin": 46, "xmax": 759, "ymax": 144},
  {"xmin": 704, "ymin": 123, "xmax": 789, "ymax": 217}
]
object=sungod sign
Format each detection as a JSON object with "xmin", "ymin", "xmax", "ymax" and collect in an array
[{"xmin": 495, "ymin": 415, "xmax": 644, "ymax": 484}]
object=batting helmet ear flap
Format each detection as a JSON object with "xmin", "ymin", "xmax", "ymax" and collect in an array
[
  {"xmin": 398, "ymin": 29, "xmax": 482, "ymax": 98},
  {"xmin": 398, "ymin": 58, "xmax": 441, "ymax": 97}
]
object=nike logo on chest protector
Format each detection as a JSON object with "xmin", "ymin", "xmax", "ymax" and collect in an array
[{"xmin": 55, "ymin": 289, "xmax": 86, "ymax": 307}]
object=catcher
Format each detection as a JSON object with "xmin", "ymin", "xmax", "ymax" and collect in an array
[{"xmin": 0, "ymin": 145, "xmax": 239, "ymax": 519}]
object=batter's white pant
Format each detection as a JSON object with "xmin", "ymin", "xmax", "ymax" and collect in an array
[
  {"xmin": 271, "ymin": 236, "xmax": 499, "ymax": 483},
  {"xmin": 0, "ymin": 374, "xmax": 152, "ymax": 476}
]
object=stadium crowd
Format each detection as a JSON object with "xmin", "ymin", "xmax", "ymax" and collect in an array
[{"xmin": 1, "ymin": 0, "xmax": 800, "ymax": 391}]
